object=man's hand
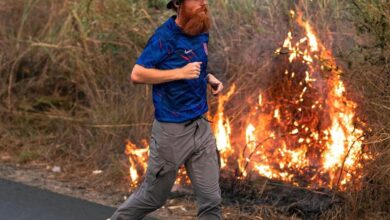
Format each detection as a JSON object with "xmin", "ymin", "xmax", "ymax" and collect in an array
[
  {"xmin": 180, "ymin": 62, "xmax": 202, "ymax": 80},
  {"xmin": 207, "ymin": 73, "xmax": 224, "ymax": 96}
]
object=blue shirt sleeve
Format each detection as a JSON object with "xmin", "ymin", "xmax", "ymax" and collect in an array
[{"xmin": 135, "ymin": 33, "xmax": 173, "ymax": 69}]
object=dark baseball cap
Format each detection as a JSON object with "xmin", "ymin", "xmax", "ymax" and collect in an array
[{"xmin": 167, "ymin": 0, "xmax": 183, "ymax": 9}]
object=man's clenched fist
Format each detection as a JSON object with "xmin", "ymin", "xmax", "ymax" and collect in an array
[{"xmin": 180, "ymin": 62, "xmax": 202, "ymax": 80}]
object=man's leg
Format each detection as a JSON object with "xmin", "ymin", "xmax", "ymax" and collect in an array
[
  {"xmin": 110, "ymin": 119, "xmax": 197, "ymax": 220},
  {"xmin": 185, "ymin": 119, "xmax": 222, "ymax": 220},
  {"xmin": 110, "ymin": 135, "xmax": 178, "ymax": 220}
]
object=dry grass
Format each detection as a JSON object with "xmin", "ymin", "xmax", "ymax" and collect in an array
[{"xmin": 0, "ymin": 0, "xmax": 389, "ymax": 219}]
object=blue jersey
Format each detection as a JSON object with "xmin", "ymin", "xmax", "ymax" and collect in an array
[{"xmin": 136, "ymin": 15, "xmax": 209, "ymax": 123}]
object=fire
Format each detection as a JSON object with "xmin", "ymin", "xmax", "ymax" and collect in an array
[
  {"xmin": 215, "ymin": 10, "xmax": 366, "ymax": 189},
  {"xmin": 124, "ymin": 140, "xmax": 148, "ymax": 188},
  {"xmin": 212, "ymin": 84, "xmax": 236, "ymax": 168},
  {"xmin": 124, "ymin": 10, "xmax": 368, "ymax": 191}
]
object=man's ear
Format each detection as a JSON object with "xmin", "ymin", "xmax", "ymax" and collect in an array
[{"xmin": 174, "ymin": 1, "xmax": 181, "ymax": 10}]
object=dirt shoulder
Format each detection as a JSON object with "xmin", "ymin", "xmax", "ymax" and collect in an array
[
  {"xmin": 0, "ymin": 152, "xmax": 269, "ymax": 220},
  {"xmin": 0, "ymin": 154, "xmax": 199, "ymax": 220}
]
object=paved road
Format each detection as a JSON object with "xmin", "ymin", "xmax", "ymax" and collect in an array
[{"xmin": 0, "ymin": 178, "xmax": 158, "ymax": 220}]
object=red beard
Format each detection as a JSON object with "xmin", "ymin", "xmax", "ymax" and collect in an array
[{"xmin": 180, "ymin": 6, "xmax": 211, "ymax": 36}]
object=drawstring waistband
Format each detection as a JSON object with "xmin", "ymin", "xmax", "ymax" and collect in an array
[
  {"xmin": 202, "ymin": 115, "xmax": 213, "ymax": 123},
  {"xmin": 184, "ymin": 115, "xmax": 213, "ymax": 127}
]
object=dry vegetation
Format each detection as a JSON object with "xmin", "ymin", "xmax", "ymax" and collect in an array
[{"xmin": 0, "ymin": 0, "xmax": 389, "ymax": 219}]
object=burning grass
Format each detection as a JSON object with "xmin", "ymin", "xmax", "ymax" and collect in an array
[{"xmin": 0, "ymin": 0, "xmax": 389, "ymax": 219}]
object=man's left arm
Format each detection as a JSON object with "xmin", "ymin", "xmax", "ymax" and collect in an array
[{"xmin": 206, "ymin": 73, "xmax": 224, "ymax": 96}]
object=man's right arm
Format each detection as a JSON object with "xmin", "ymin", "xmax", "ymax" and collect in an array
[{"xmin": 131, "ymin": 62, "xmax": 202, "ymax": 85}]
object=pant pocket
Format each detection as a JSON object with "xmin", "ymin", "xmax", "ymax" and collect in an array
[
  {"xmin": 146, "ymin": 160, "xmax": 166, "ymax": 186},
  {"xmin": 212, "ymin": 136, "xmax": 221, "ymax": 169},
  {"xmin": 216, "ymin": 148, "xmax": 221, "ymax": 169}
]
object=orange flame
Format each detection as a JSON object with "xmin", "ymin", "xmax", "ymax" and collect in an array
[{"xmin": 211, "ymin": 10, "xmax": 367, "ymax": 189}]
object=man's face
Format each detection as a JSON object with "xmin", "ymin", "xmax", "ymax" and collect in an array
[{"xmin": 179, "ymin": 0, "xmax": 211, "ymax": 36}]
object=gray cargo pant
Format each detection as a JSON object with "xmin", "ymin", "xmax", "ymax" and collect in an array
[{"xmin": 110, "ymin": 116, "xmax": 222, "ymax": 220}]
